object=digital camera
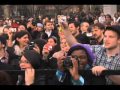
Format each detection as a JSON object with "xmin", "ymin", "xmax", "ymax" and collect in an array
[
  {"xmin": 63, "ymin": 55, "xmax": 79, "ymax": 69},
  {"xmin": 25, "ymin": 42, "xmax": 35, "ymax": 50},
  {"xmin": 58, "ymin": 15, "xmax": 67, "ymax": 24}
]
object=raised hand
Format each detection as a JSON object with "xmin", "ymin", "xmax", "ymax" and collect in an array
[
  {"xmin": 68, "ymin": 57, "xmax": 80, "ymax": 80},
  {"xmin": 25, "ymin": 68, "xmax": 35, "ymax": 86}
]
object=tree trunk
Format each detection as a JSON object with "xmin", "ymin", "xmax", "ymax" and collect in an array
[
  {"xmin": 2, "ymin": 5, "xmax": 10, "ymax": 19},
  {"xmin": 83, "ymin": 5, "xmax": 90, "ymax": 13}
]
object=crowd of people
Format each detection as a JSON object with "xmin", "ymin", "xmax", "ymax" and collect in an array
[{"xmin": 0, "ymin": 11, "xmax": 120, "ymax": 85}]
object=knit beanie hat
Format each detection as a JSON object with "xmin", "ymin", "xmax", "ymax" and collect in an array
[
  {"xmin": 67, "ymin": 44, "xmax": 95, "ymax": 65},
  {"xmin": 32, "ymin": 39, "xmax": 47, "ymax": 57},
  {"xmin": 23, "ymin": 50, "xmax": 41, "ymax": 69}
]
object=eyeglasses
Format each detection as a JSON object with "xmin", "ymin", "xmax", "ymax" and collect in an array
[{"xmin": 19, "ymin": 60, "xmax": 30, "ymax": 64}]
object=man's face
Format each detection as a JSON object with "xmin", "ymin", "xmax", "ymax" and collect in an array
[
  {"xmin": 68, "ymin": 23, "xmax": 77, "ymax": 35},
  {"xmin": 92, "ymin": 26, "xmax": 104, "ymax": 40},
  {"xmin": 104, "ymin": 30, "xmax": 120, "ymax": 50},
  {"xmin": 45, "ymin": 22, "xmax": 53, "ymax": 30},
  {"xmin": 71, "ymin": 49, "xmax": 88, "ymax": 69}
]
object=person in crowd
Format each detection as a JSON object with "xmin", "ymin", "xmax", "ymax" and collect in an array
[
  {"xmin": 113, "ymin": 13, "xmax": 120, "ymax": 24},
  {"xmin": 104, "ymin": 14, "xmax": 113, "ymax": 27},
  {"xmin": 60, "ymin": 38, "xmax": 70, "ymax": 53},
  {"xmin": 0, "ymin": 35, "xmax": 9, "ymax": 64},
  {"xmin": 2, "ymin": 26, "xmax": 15, "ymax": 47},
  {"xmin": 32, "ymin": 38, "xmax": 47, "ymax": 58},
  {"xmin": 42, "ymin": 36, "xmax": 60, "ymax": 58},
  {"xmin": 17, "ymin": 24, "xmax": 27, "ymax": 32},
  {"xmin": 63, "ymin": 22, "xmax": 120, "ymax": 85},
  {"xmin": 31, "ymin": 23, "xmax": 44, "ymax": 40},
  {"xmin": 7, "ymin": 31, "xmax": 31, "ymax": 67},
  {"xmin": 11, "ymin": 19, "xmax": 19, "ymax": 29},
  {"xmin": 43, "ymin": 20, "xmax": 60, "ymax": 40},
  {"xmin": 98, "ymin": 12, "xmax": 106, "ymax": 24},
  {"xmin": 18, "ymin": 50, "xmax": 45, "ymax": 85},
  {"xmin": 0, "ymin": 35, "xmax": 19, "ymax": 84},
  {"xmin": 52, "ymin": 44, "xmax": 106, "ymax": 85},
  {"xmin": 79, "ymin": 22, "xmax": 91, "ymax": 44},
  {"xmin": 42, "ymin": 36, "xmax": 60, "ymax": 69},
  {"xmin": 68, "ymin": 21, "xmax": 81, "ymax": 43},
  {"xmin": 90, "ymin": 23, "xmax": 105, "ymax": 45}
]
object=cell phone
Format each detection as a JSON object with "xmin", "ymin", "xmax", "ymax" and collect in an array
[{"xmin": 58, "ymin": 15, "xmax": 67, "ymax": 24}]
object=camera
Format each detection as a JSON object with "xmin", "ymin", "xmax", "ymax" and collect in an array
[
  {"xmin": 25, "ymin": 42, "xmax": 35, "ymax": 50},
  {"xmin": 58, "ymin": 15, "xmax": 67, "ymax": 24},
  {"xmin": 63, "ymin": 55, "xmax": 79, "ymax": 69}
]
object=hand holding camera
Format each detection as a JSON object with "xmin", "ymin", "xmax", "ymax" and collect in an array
[
  {"xmin": 68, "ymin": 56, "xmax": 80, "ymax": 80},
  {"xmin": 62, "ymin": 55, "xmax": 80, "ymax": 80},
  {"xmin": 52, "ymin": 51, "xmax": 66, "ymax": 71},
  {"xmin": 42, "ymin": 44, "xmax": 53, "ymax": 60},
  {"xmin": 63, "ymin": 55, "xmax": 79, "ymax": 69},
  {"xmin": 25, "ymin": 42, "xmax": 35, "ymax": 50},
  {"xmin": 42, "ymin": 44, "xmax": 53, "ymax": 54}
]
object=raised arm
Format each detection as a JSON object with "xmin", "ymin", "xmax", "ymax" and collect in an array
[{"xmin": 62, "ymin": 22, "xmax": 79, "ymax": 47}]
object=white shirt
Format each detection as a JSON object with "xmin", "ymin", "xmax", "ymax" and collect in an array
[{"xmin": 45, "ymin": 30, "xmax": 52, "ymax": 37}]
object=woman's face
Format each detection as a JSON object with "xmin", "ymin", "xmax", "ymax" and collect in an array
[
  {"xmin": 17, "ymin": 34, "xmax": 29, "ymax": 46},
  {"xmin": 60, "ymin": 38, "xmax": 70, "ymax": 52},
  {"xmin": 47, "ymin": 38, "xmax": 56, "ymax": 47},
  {"xmin": 19, "ymin": 56, "xmax": 32, "ymax": 70},
  {"xmin": 71, "ymin": 49, "xmax": 88, "ymax": 69}
]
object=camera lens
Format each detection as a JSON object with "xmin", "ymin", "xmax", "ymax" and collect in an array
[
  {"xmin": 63, "ymin": 56, "xmax": 73, "ymax": 69},
  {"xmin": 25, "ymin": 42, "xmax": 35, "ymax": 50}
]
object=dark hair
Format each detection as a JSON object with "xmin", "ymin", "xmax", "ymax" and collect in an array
[
  {"xmin": 33, "ymin": 39, "xmax": 47, "ymax": 57},
  {"xmin": 23, "ymin": 50, "xmax": 41, "ymax": 69},
  {"xmin": 105, "ymin": 14, "xmax": 112, "ymax": 19},
  {"xmin": 67, "ymin": 44, "xmax": 95, "ymax": 66},
  {"xmin": 48, "ymin": 36, "xmax": 58, "ymax": 44},
  {"xmin": 14, "ymin": 31, "xmax": 31, "ymax": 45},
  {"xmin": 68, "ymin": 21, "xmax": 80, "ymax": 28},
  {"xmin": 44, "ymin": 20, "xmax": 53, "ymax": 26},
  {"xmin": 105, "ymin": 25, "xmax": 120, "ymax": 39},
  {"xmin": 92, "ymin": 23, "xmax": 105, "ymax": 30}
]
